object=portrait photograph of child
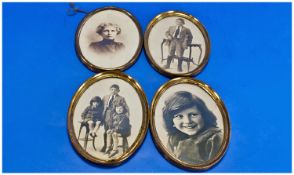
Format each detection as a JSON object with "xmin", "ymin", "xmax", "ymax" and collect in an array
[
  {"xmin": 151, "ymin": 79, "xmax": 230, "ymax": 169},
  {"xmin": 145, "ymin": 12, "xmax": 210, "ymax": 76},
  {"xmin": 162, "ymin": 91, "xmax": 222, "ymax": 164}
]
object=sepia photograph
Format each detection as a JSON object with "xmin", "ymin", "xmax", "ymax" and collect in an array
[
  {"xmin": 68, "ymin": 72, "xmax": 148, "ymax": 165},
  {"xmin": 151, "ymin": 78, "xmax": 230, "ymax": 170},
  {"xmin": 76, "ymin": 7, "xmax": 142, "ymax": 71},
  {"xmin": 89, "ymin": 23, "xmax": 125, "ymax": 54},
  {"xmin": 145, "ymin": 11, "xmax": 210, "ymax": 76}
]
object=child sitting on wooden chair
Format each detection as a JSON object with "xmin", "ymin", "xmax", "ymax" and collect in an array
[{"xmin": 105, "ymin": 102, "xmax": 131, "ymax": 158}]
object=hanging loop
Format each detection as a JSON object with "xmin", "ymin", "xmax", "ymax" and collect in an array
[{"xmin": 67, "ymin": 3, "xmax": 88, "ymax": 16}]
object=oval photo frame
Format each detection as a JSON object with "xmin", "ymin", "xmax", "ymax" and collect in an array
[
  {"xmin": 68, "ymin": 71, "xmax": 148, "ymax": 165},
  {"xmin": 150, "ymin": 78, "xmax": 230, "ymax": 170},
  {"xmin": 144, "ymin": 11, "xmax": 210, "ymax": 77},
  {"xmin": 76, "ymin": 7, "xmax": 143, "ymax": 72}
]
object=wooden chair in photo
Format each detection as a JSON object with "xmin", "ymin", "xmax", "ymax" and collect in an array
[
  {"xmin": 118, "ymin": 134, "xmax": 129, "ymax": 153},
  {"xmin": 77, "ymin": 121, "xmax": 97, "ymax": 151},
  {"xmin": 161, "ymin": 39, "xmax": 202, "ymax": 72}
]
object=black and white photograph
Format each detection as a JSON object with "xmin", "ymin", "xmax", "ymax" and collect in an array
[
  {"xmin": 76, "ymin": 7, "xmax": 142, "ymax": 71},
  {"xmin": 68, "ymin": 72, "xmax": 148, "ymax": 165},
  {"xmin": 89, "ymin": 23, "xmax": 125, "ymax": 54},
  {"xmin": 145, "ymin": 11, "xmax": 210, "ymax": 76},
  {"xmin": 151, "ymin": 78, "xmax": 230, "ymax": 170}
]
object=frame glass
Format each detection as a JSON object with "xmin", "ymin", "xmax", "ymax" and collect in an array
[
  {"xmin": 68, "ymin": 71, "xmax": 149, "ymax": 165},
  {"xmin": 144, "ymin": 11, "xmax": 210, "ymax": 77},
  {"xmin": 150, "ymin": 77, "xmax": 230, "ymax": 170},
  {"xmin": 75, "ymin": 6, "xmax": 143, "ymax": 72}
]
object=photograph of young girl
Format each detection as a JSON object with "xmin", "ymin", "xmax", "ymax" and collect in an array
[
  {"xmin": 105, "ymin": 102, "xmax": 130, "ymax": 158},
  {"xmin": 77, "ymin": 96, "xmax": 104, "ymax": 150},
  {"xmin": 153, "ymin": 82, "xmax": 227, "ymax": 167},
  {"xmin": 162, "ymin": 91, "xmax": 222, "ymax": 164}
]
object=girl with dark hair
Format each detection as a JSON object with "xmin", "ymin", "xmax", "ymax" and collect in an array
[
  {"xmin": 81, "ymin": 96, "xmax": 104, "ymax": 137},
  {"xmin": 105, "ymin": 102, "xmax": 131, "ymax": 158},
  {"xmin": 162, "ymin": 91, "xmax": 222, "ymax": 164}
]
